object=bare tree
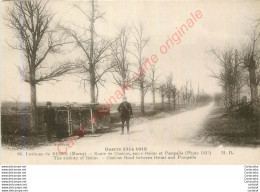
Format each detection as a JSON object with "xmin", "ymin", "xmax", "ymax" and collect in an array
[
  {"xmin": 61, "ymin": 0, "xmax": 114, "ymax": 103},
  {"xmin": 110, "ymin": 26, "xmax": 131, "ymax": 90},
  {"xmin": 5, "ymin": 1, "xmax": 73, "ymax": 136},
  {"xmin": 171, "ymin": 85, "xmax": 177, "ymax": 109},
  {"xmin": 164, "ymin": 73, "xmax": 178, "ymax": 110},
  {"xmin": 182, "ymin": 81, "xmax": 189, "ymax": 106},
  {"xmin": 159, "ymin": 84, "xmax": 166, "ymax": 108},
  {"xmin": 149, "ymin": 66, "xmax": 160, "ymax": 105},
  {"xmin": 131, "ymin": 22, "xmax": 150, "ymax": 116},
  {"xmin": 165, "ymin": 73, "xmax": 173, "ymax": 108},
  {"xmin": 176, "ymin": 87, "xmax": 183, "ymax": 109},
  {"xmin": 210, "ymin": 48, "xmax": 245, "ymax": 110},
  {"xmin": 239, "ymin": 27, "xmax": 260, "ymax": 113}
]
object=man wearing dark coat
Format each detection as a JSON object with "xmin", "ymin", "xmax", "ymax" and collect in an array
[
  {"xmin": 44, "ymin": 101, "xmax": 56, "ymax": 141},
  {"xmin": 117, "ymin": 96, "xmax": 133, "ymax": 135}
]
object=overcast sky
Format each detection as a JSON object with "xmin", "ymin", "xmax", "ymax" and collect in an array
[{"xmin": 1, "ymin": 0, "xmax": 260, "ymax": 104}]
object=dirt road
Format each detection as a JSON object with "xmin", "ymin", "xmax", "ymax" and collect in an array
[
  {"xmin": 3, "ymin": 102, "xmax": 260, "ymax": 164},
  {"xmin": 69, "ymin": 103, "xmax": 215, "ymax": 148}
]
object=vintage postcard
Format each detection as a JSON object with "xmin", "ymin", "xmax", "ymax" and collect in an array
[{"xmin": 1, "ymin": 0, "xmax": 260, "ymax": 164}]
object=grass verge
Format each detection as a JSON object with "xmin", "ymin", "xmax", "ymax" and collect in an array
[{"xmin": 197, "ymin": 107, "xmax": 260, "ymax": 147}]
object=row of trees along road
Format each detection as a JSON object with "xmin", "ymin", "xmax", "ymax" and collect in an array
[
  {"xmin": 159, "ymin": 73, "xmax": 211, "ymax": 110},
  {"xmin": 4, "ymin": 0, "xmax": 209, "ymax": 137},
  {"xmin": 210, "ymin": 21, "xmax": 260, "ymax": 118}
]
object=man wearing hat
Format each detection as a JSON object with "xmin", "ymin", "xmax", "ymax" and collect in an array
[
  {"xmin": 44, "ymin": 101, "xmax": 56, "ymax": 141},
  {"xmin": 117, "ymin": 96, "xmax": 133, "ymax": 135}
]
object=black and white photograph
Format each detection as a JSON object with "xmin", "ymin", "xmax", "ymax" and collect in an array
[{"xmin": 1, "ymin": 0, "xmax": 260, "ymax": 164}]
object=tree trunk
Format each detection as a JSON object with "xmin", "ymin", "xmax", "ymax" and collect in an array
[
  {"xmin": 122, "ymin": 78, "xmax": 126, "ymax": 97},
  {"xmin": 30, "ymin": 83, "xmax": 38, "ymax": 137},
  {"xmin": 152, "ymin": 88, "xmax": 155, "ymax": 105},
  {"xmin": 89, "ymin": 0, "xmax": 96, "ymax": 103},
  {"xmin": 140, "ymin": 82, "xmax": 145, "ymax": 116},
  {"xmin": 151, "ymin": 70, "xmax": 155, "ymax": 105},
  {"xmin": 172, "ymin": 92, "xmax": 176, "ymax": 109},
  {"xmin": 161, "ymin": 94, "xmax": 164, "ymax": 108},
  {"xmin": 249, "ymin": 60, "xmax": 260, "ymax": 139},
  {"xmin": 95, "ymin": 84, "xmax": 99, "ymax": 103},
  {"xmin": 168, "ymin": 96, "xmax": 170, "ymax": 110},
  {"xmin": 173, "ymin": 96, "xmax": 176, "ymax": 109},
  {"xmin": 177, "ymin": 94, "xmax": 179, "ymax": 109},
  {"xmin": 90, "ymin": 74, "xmax": 96, "ymax": 103},
  {"xmin": 249, "ymin": 58, "xmax": 258, "ymax": 111}
]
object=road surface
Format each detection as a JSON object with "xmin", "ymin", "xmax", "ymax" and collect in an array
[
  {"xmin": 63, "ymin": 102, "xmax": 215, "ymax": 148},
  {"xmin": 3, "ymin": 102, "xmax": 259, "ymax": 164}
]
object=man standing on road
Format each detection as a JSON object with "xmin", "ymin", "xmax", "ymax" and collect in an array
[
  {"xmin": 117, "ymin": 96, "xmax": 133, "ymax": 135},
  {"xmin": 44, "ymin": 101, "xmax": 56, "ymax": 141}
]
